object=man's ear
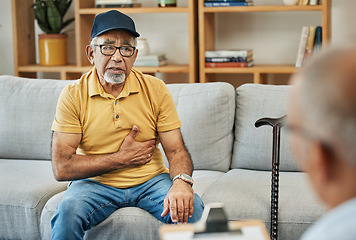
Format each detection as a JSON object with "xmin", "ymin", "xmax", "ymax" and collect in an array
[
  {"xmin": 313, "ymin": 142, "xmax": 337, "ymax": 187},
  {"xmin": 86, "ymin": 45, "xmax": 94, "ymax": 65},
  {"xmin": 132, "ymin": 48, "xmax": 138, "ymax": 62}
]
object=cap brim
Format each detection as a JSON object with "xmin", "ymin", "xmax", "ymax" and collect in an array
[{"xmin": 93, "ymin": 27, "xmax": 140, "ymax": 39}]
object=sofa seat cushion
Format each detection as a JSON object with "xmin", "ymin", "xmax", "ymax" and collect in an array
[
  {"xmin": 0, "ymin": 159, "xmax": 68, "ymax": 240},
  {"xmin": 192, "ymin": 170, "xmax": 225, "ymax": 197},
  {"xmin": 201, "ymin": 169, "xmax": 326, "ymax": 240}
]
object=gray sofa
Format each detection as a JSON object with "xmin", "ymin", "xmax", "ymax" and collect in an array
[{"xmin": 0, "ymin": 75, "xmax": 326, "ymax": 240}]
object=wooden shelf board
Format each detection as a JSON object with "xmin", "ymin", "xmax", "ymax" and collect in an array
[
  {"xmin": 203, "ymin": 5, "xmax": 323, "ymax": 13},
  {"xmin": 18, "ymin": 65, "xmax": 88, "ymax": 72},
  {"xmin": 135, "ymin": 64, "xmax": 189, "ymax": 73},
  {"xmin": 79, "ymin": 7, "xmax": 189, "ymax": 15},
  {"xmin": 204, "ymin": 64, "xmax": 298, "ymax": 74},
  {"xmin": 17, "ymin": 64, "xmax": 189, "ymax": 74}
]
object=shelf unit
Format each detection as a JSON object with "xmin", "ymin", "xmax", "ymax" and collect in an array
[
  {"xmin": 11, "ymin": 0, "xmax": 198, "ymax": 83},
  {"xmin": 198, "ymin": 0, "xmax": 331, "ymax": 84}
]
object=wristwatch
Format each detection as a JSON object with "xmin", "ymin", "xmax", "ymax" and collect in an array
[{"xmin": 172, "ymin": 174, "xmax": 194, "ymax": 186}]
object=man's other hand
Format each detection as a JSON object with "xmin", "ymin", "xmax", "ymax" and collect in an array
[{"xmin": 161, "ymin": 180, "xmax": 194, "ymax": 223}]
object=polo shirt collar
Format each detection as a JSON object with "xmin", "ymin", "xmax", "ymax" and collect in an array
[
  {"xmin": 88, "ymin": 66, "xmax": 140, "ymax": 99},
  {"xmin": 118, "ymin": 68, "xmax": 140, "ymax": 98}
]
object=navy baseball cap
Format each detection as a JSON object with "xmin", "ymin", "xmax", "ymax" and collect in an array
[{"xmin": 90, "ymin": 10, "xmax": 140, "ymax": 40}]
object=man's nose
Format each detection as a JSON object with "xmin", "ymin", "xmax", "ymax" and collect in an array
[{"xmin": 111, "ymin": 49, "xmax": 123, "ymax": 62}]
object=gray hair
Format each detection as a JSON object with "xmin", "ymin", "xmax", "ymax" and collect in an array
[
  {"xmin": 90, "ymin": 35, "xmax": 137, "ymax": 51},
  {"xmin": 293, "ymin": 45, "xmax": 356, "ymax": 165}
]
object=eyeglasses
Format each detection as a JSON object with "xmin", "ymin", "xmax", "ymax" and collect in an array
[{"xmin": 94, "ymin": 44, "xmax": 136, "ymax": 57}]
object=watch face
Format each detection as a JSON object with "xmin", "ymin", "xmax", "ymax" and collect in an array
[{"xmin": 182, "ymin": 174, "xmax": 192, "ymax": 181}]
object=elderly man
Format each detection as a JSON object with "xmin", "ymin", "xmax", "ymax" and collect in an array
[
  {"xmin": 288, "ymin": 46, "xmax": 356, "ymax": 239},
  {"xmin": 50, "ymin": 10, "xmax": 204, "ymax": 239}
]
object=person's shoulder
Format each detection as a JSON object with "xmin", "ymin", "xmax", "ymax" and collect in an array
[
  {"xmin": 64, "ymin": 71, "xmax": 92, "ymax": 94},
  {"xmin": 301, "ymin": 198, "xmax": 356, "ymax": 240}
]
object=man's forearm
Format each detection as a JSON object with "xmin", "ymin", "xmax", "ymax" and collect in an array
[
  {"xmin": 51, "ymin": 127, "xmax": 155, "ymax": 181},
  {"xmin": 52, "ymin": 152, "xmax": 124, "ymax": 181},
  {"xmin": 167, "ymin": 149, "xmax": 193, "ymax": 179}
]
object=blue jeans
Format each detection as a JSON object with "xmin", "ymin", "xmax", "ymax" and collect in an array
[{"xmin": 51, "ymin": 173, "xmax": 204, "ymax": 240}]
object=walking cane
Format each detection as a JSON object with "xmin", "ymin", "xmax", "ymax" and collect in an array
[{"xmin": 255, "ymin": 115, "xmax": 286, "ymax": 240}]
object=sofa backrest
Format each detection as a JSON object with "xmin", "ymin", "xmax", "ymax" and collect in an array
[
  {"xmin": 0, "ymin": 75, "xmax": 73, "ymax": 160},
  {"xmin": 232, "ymin": 84, "xmax": 300, "ymax": 172},
  {"xmin": 165, "ymin": 83, "xmax": 236, "ymax": 172}
]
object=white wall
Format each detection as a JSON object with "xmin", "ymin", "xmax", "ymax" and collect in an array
[{"xmin": 1, "ymin": 0, "xmax": 356, "ymax": 78}]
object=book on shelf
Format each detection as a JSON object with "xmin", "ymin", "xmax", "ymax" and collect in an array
[
  {"xmin": 205, "ymin": 56, "xmax": 253, "ymax": 63},
  {"xmin": 298, "ymin": 0, "xmax": 320, "ymax": 5},
  {"xmin": 96, "ymin": 0, "xmax": 141, "ymax": 8},
  {"xmin": 295, "ymin": 26, "xmax": 309, "ymax": 68},
  {"xmin": 295, "ymin": 26, "xmax": 322, "ymax": 68},
  {"xmin": 205, "ymin": 61, "xmax": 254, "ymax": 68},
  {"xmin": 96, "ymin": 3, "xmax": 142, "ymax": 8},
  {"xmin": 299, "ymin": 0, "xmax": 309, "ymax": 5},
  {"xmin": 303, "ymin": 26, "xmax": 316, "ymax": 64},
  {"xmin": 134, "ymin": 54, "xmax": 168, "ymax": 67},
  {"xmin": 313, "ymin": 26, "xmax": 323, "ymax": 54},
  {"xmin": 205, "ymin": 49, "xmax": 253, "ymax": 58},
  {"xmin": 204, "ymin": 1, "xmax": 254, "ymax": 7}
]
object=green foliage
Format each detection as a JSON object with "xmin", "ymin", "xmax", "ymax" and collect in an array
[{"xmin": 32, "ymin": 0, "xmax": 74, "ymax": 34}]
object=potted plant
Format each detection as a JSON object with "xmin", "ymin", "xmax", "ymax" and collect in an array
[{"xmin": 32, "ymin": 0, "xmax": 74, "ymax": 66}]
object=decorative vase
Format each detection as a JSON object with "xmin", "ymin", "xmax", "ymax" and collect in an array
[
  {"xmin": 137, "ymin": 38, "xmax": 150, "ymax": 56},
  {"xmin": 282, "ymin": 0, "xmax": 299, "ymax": 5},
  {"xmin": 38, "ymin": 34, "xmax": 67, "ymax": 66}
]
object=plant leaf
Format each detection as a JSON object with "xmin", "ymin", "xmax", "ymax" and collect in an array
[
  {"xmin": 32, "ymin": 0, "xmax": 74, "ymax": 34},
  {"xmin": 54, "ymin": 0, "xmax": 68, "ymax": 17},
  {"xmin": 32, "ymin": 0, "xmax": 46, "ymax": 24},
  {"xmin": 32, "ymin": 0, "xmax": 52, "ymax": 33},
  {"xmin": 47, "ymin": 0, "xmax": 62, "ymax": 33},
  {"xmin": 61, "ymin": 18, "xmax": 75, "ymax": 30}
]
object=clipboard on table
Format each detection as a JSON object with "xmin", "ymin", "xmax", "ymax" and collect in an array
[{"xmin": 160, "ymin": 203, "xmax": 271, "ymax": 240}]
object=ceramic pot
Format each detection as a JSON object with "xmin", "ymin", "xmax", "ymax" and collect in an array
[
  {"xmin": 137, "ymin": 38, "xmax": 150, "ymax": 56},
  {"xmin": 38, "ymin": 33, "xmax": 67, "ymax": 66},
  {"xmin": 283, "ymin": 0, "xmax": 299, "ymax": 5}
]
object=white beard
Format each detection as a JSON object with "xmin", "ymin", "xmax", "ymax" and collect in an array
[{"xmin": 104, "ymin": 72, "xmax": 126, "ymax": 84}]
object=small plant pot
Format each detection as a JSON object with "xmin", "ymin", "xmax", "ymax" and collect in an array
[{"xmin": 38, "ymin": 34, "xmax": 67, "ymax": 66}]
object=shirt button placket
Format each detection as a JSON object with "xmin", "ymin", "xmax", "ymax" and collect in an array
[{"xmin": 114, "ymin": 100, "xmax": 120, "ymax": 126}]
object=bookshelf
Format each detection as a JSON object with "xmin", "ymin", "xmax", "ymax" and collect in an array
[
  {"xmin": 198, "ymin": 0, "xmax": 331, "ymax": 84},
  {"xmin": 11, "ymin": 0, "xmax": 198, "ymax": 83}
]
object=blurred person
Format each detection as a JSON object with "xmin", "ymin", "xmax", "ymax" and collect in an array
[{"xmin": 288, "ymin": 46, "xmax": 356, "ymax": 240}]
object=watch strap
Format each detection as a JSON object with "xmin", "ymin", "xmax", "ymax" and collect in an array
[{"xmin": 172, "ymin": 174, "xmax": 193, "ymax": 186}]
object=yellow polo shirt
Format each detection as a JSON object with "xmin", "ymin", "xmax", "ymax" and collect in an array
[{"xmin": 52, "ymin": 67, "xmax": 181, "ymax": 188}]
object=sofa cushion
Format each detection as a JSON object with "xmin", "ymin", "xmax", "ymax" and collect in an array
[
  {"xmin": 201, "ymin": 169, "xmax": 326, "ymax": 240},
  {"xmin": 0, "ymin": 75, "xmax": 73, "ymax": 160},
  {"xmin": 166, "ymin": 83, "xmax": 235, "ymax": 172},
  {"xmin": 192, "ymin": 170, "xmax": 225, "ymax": 197},
  {"xmin": 232, "ymin": 84, "xmax": 299, "ymax": 171},
  {"xmin": 0, "ymin": 159, "xmax": 68, "ymax": 240}
]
